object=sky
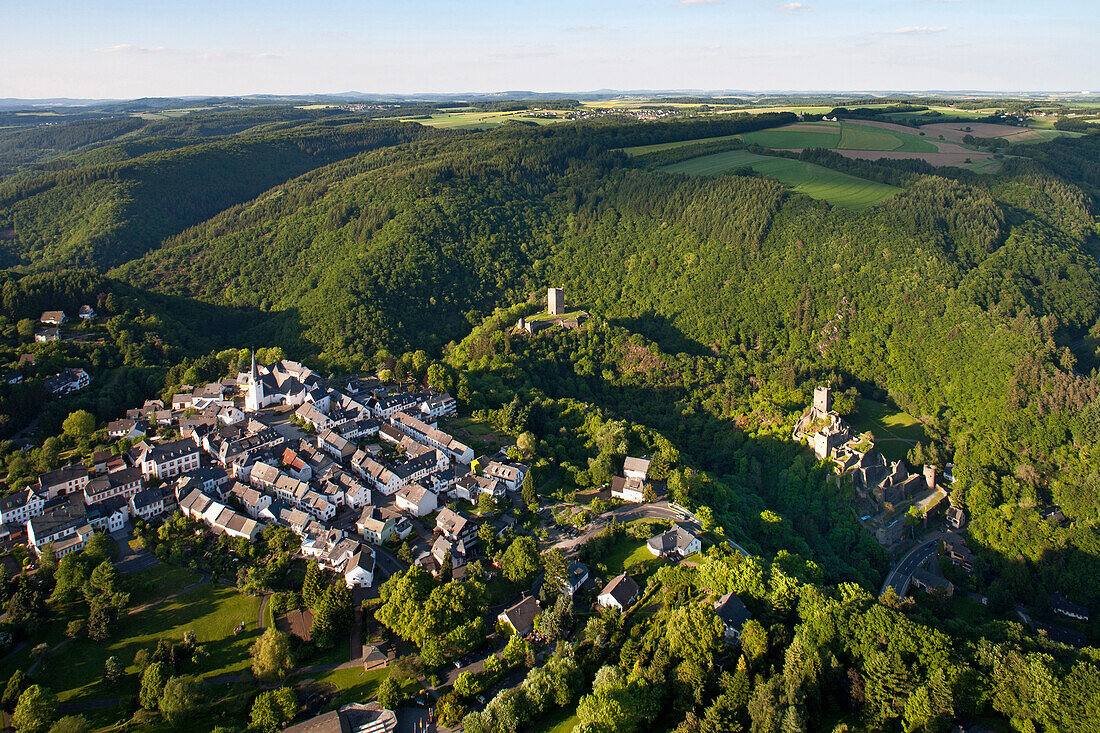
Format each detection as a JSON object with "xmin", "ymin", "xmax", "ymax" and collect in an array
[{"xmin": 1, "ymin": 1, "xmax": 1096, "ymax": 98}]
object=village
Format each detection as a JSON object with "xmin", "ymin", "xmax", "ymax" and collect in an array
[{"xmin": 0, "ymin": 292, "xmax": 744, "ymax": 715}]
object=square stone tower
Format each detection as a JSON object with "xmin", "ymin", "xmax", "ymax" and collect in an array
[
  {"xmin": 813, "ymin": 385, "xmax": 832, "ymax": 415},
  {"xmin": 548, "ymin": 287, "xmax": 565, "ymax": 315}
]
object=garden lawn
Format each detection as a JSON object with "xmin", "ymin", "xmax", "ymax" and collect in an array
[
  {"xmin": 661, "ymin": 150, "xmax": 900, "ymax": 210},
  {"xmin": 598, "ymin": 539, "xmax": 654, "ymax": 577},
  {"xmin": 846, "ymin": 398, "xmax": 928, "ymax": 461},
  {"xmin": 305, "ymin": 665, "xmax": 391, "ymax": 707},
  {"xmin": 125, "ymin": 563, "xmax": 203, "ymax": 607},
  {"xmin": 35, "ymin": 580, "xmax": 262, "ymax": 703}
]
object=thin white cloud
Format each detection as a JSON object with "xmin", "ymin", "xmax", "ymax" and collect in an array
[
  {"xmin": 94, "ymin": 44, "xmax": 169, "ymax": 54},
  {"xmin": 677, "ymin": 0, "xmax": 723, "ymax": 6},
  {"xmin": 313, "ymin": 30, "xmax": 349, "ymax": 39},
  {"xmin": 777, "ymin": 2, "xmax": 811, "ymax": 12},
  {"xmin": 196, "ymin": 50, "xmax": 282, "ymax": 61},
  {"xmin": 879, "ymin": 26, "xmax": 948, "ymax": 35},
  {"xmin": 565, "ymin": 24, "xmax": 605, "ymax": 31}
]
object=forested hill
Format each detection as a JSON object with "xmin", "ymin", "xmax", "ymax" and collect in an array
[
  {"xmin": 0, "ymin": 118, "xmax": 446, "ymax": 270},
  {"xmin": 111, "ymin": 120, "xmax": 1100, "ymax": 606}
]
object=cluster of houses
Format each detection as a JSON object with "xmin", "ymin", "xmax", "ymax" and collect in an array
[
  {"xmin": 34, "ymin": 307, "xmax": 95, "ymax": 344},
  {"xmin": 8, "ymin": 353, "xmax": 535, "ymax": 593},
  {"xmin": 793, "ymin": 386, "xmax": 942, "ymax": 518}
]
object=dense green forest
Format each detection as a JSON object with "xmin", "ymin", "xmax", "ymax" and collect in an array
[
  {"xmin": 0, "ymin": 118, "xmax": 446, "ymax": 269},
  {"xmin": 1, "ymin": 106, "xmax": 1099, "ymax": 720}
]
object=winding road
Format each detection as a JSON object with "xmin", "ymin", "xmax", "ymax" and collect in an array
[{"xmin": 880, "ymin": 538, "xmax": 939, "ymax": 597}]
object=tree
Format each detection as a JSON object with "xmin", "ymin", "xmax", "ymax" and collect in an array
[
  {"xmin": 436, "ymin": 692, "xmax": 467, "ymax": 728},
  {"xmin": 502, "ymin": 634, "xmax": 530, "ymax": 667},
  {"xmin": 103, "ymin": 657, "xmax": 122, "ymax": 685},
  {"xmin": 250, "ymin": 627, "xmax": 293, "ymax": 681},
  {"xmin": 139, "ymin": 661, "xmax": 169, "ymax": 710},
  {"xmin": 477, "ymin": 493, "xmax": 496, "ymax": 516},
  {"xmin": 521, "ymin": 469, "xmax": 538, "ymax": 509},
  {"xmin": 377, "ymin": 676, "xmax": 402, "ymax": 710},
  {"xmin": 158, "ymin": 675, "xmax": 200, "ymax": 724},
  {"xmin": 302, "ymin": 561, "xmax": 323, "ymax": 609},
  {"xmin": 61, "ymin": 411, "xmax": 95, "ymax": 442},
  {"xmin": 454, "ymin": 671, "xmax": 480, "ymax": 699},
  {"xmin": 542, "ymin": 548, "xmax": 569, "ymax": 596},
  {"xmin": 12, "ymin": 685, "xmax": 58, "ymax": 733},
  {"xmin": 250, "ymin": 688, "xmax": 298, "ymax": 733},
  {"xmin": 16, "ymin": 319, "xmax": 35, "ymax": 340},
  {"xmin": 3, "ymin": 669, "xmax": 28, "ymax": 711},
  {"xmin": 311, "ymin": 581, "xmax": 353, "ymax": 650},
  {"xmin": 517, "ymin": 432, "xmax": 537, "ymax": 457},
  {"xmin": 46, "ymin": 716, "xmax": 89, "ymax": 733},
  {"xmin": 499, "ymin": 536, "xmax": 539, "ymax": 584}
]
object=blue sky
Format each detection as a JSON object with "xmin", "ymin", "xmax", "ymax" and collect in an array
[{"xmin": 2, "ymin": 1, "xmax": 1096, "ymax": 98}]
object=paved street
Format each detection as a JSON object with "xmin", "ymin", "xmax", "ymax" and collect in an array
[{"xmin": 880, "ymin": 536, "xmax": 941, "ymax": 596}]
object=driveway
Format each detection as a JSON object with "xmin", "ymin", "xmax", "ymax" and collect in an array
[{"xmin": 112, "ymin": 528, "xmax": 158, "ymax": 575}]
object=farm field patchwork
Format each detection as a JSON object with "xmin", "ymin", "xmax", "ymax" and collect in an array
[
  {"xmin": 661, "ymin": 149, "xmax": 900, "ymax": 210},
  {"xmin": 400, "ymin": 110, "xmax": 566, "ymax": 130}
]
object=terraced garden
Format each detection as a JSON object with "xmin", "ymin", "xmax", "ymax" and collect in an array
[{"xmin": 661, "ymin": 149, "xmax": 900, "ymax": 210}]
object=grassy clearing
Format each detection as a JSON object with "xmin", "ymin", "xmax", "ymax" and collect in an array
[
  {"xmin": 661, "ymin": 150, "xmax": 900, "ymax": 211},
  {"xmin": 846, "ymin": 398, "xmax": 927, "ymax": 461},
  {"xmin": 304, "ymin": 665, "xmax": 391, "ymax": 707},
  {"xmin": 598, "ymin": 539, "xmax": 655, "ymax": 577},
  {"xmin": 526, "ymin": 309, "xmax": 587, "ymax": 323},
  {"xmin": 533, "ymin": 707, "xmax": 580, "ymax": 733},
  {"xmin": 126, "ymin": 563, "xmax": 203, "ymax": 607},
  {"xmin": 838, "ymin": 122, "xmax": 907, "ymax": 151},
  {"xmin": 742, "ymin": 120, "xmax": 937, "ymax": 153},
  {"xmin": 31, "ymin": 581, "xmax": 262, "ymax": 703}
]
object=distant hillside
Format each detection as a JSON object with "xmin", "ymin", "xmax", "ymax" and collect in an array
[{"xmin": 0, "ymin": 119, "xmax": 445, "ymax": 270}]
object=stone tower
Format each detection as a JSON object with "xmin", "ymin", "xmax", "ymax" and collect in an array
[
  {"xmin": 548, "ymin": 287, "xmax": 565, "ymax": 316},
  {"xmin": 813, "ymin": 385, "xmax": 832, "ymax": 415},
  {"xmin": 923, "ymin": 465, "xmax": 937, "ymax": 491}
]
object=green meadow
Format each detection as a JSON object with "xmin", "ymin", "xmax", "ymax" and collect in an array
[{"xmin": 661, "ymin": 150, "xmax": 900, "ymax": 210}]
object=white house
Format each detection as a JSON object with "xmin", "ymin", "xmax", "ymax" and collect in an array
[
  {"xmin": 598, "ymin": 573, "xmax": 640, "ymax": 611},
  {"xmin": 0, "ymin": 489, "xmax": 44, "ymax": 527},
  {"xmin": 344, "ymin": 547, "xmax": 376, "ymax": 589},
  {"xmin": 647, "ymin": 524, "xmax": 701, "ymax": 559},
  {"xmin": 395, "ymin": 483, "xmax": 437, "ymax": 517},
  {"xmin": 129, "ymin": 487, "xmax": 168, "ymax": 521},
  {"xmin": 134, "ymin": 439, "xmax": 201, "ymax": 479}
]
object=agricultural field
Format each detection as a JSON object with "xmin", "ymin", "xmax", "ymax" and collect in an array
[
  {"xmin": 400, "ymin": 110, "xmax": 567, "ymax": 130},
  {"xmin": 661, "ymin": 149, "xmax": 900, "ymax": 210},
  {"xmin": 618, "ymin": 134, "xmax": 743, "ymax": 156},
  {"xmin": 742, "ymin": 123, "xmax": 841, "ymax": 149},
  {"xmin": 743, "ymin": 120, "xmax": 938, "ymax": 153}
]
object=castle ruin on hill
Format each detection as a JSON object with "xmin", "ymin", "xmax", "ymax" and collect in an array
[{"xmin": 794, "ymin": 386, "xmax": 941, "ymax": 518}]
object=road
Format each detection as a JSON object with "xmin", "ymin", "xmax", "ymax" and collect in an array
[
  {"xmin": 545, "ymin": 500, "xmax": 749, "ymax": 558},
  {"xmin": 546, "ymin": 500, "xmax": 692, "ymax": 553},
  {"xmin": 880, "ymin": 538, "xmax": 939, "ymax": 597}
]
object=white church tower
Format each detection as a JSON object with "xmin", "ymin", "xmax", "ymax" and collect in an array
[{"xmin": 245, "ymin": 350, "xmax": 265, "ymax": 412}]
